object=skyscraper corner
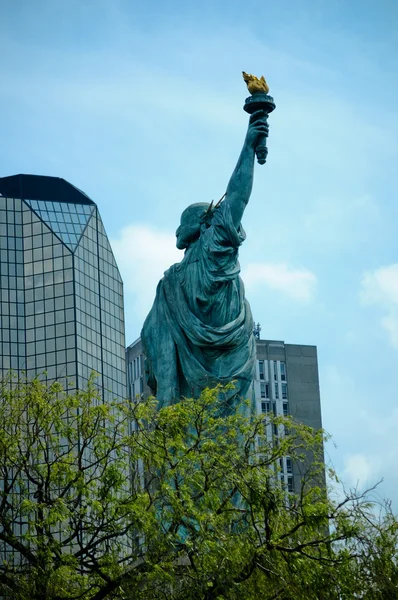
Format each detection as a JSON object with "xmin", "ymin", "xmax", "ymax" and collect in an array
[{"xmin": 0, "ymin": 174, "xmax": 126, "ymax": 400}]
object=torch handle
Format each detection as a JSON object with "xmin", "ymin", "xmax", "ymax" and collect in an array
[
  {"xmin": 243, "ymin": 93, "xmax": 275, "ymax": 166},
  {"xmin": 255, "ymin": 137, "xmax": 268, "ymax": 165}
]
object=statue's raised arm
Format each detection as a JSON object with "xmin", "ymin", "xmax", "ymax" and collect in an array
[
  {"xmin": 141, "ymin": 73, "xmax": 276, "ymax": 411},
  {"xmin": 225, "ymin": 111, "xmax": 269, "ymax": 229}
]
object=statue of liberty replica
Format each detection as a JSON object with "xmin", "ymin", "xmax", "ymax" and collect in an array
[{"xmin": 142, "ymin": 73, "xmax": 275, "ymax": 412}]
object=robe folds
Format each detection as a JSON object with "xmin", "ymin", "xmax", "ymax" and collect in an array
[{"xmin": 141, "ymin": 201, "xmax": 255, "ymax": 411}]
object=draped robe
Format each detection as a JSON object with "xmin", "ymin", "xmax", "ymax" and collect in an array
[{"xmin": 141, "ymin": 201, "xmax": 255, "ymax": 411}]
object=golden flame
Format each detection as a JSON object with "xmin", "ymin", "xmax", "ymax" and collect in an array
[{"xmin": 242, "ymin": 71, "xmax": 269, "ymax": 95}]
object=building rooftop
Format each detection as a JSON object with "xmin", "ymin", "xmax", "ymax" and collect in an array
[{"xmin": 0, "ymin": 174, "xmax": 94, "ymax": 206}]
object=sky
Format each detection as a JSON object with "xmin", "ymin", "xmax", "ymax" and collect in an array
[{"xmin": 1, "ymin": 0, "xmax": 398, "ymax": 506}]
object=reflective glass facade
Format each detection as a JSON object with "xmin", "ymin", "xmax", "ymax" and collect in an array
[{"xmin": 0, "ymin": 175, "xmax": 126, "ymax": 400}]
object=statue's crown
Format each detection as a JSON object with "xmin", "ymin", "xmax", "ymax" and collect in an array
[{"xmin": 200, "ymin": 194, "xmax": 226, "ymax": 224}]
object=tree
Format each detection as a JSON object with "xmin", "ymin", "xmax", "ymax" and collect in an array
[
  {"xmin": 0, "ymin": 375, "xmax": 136, "ymax": 600},
  {"xmin": 0, "ymin": 377, "xmax": 396, "ymax": 599},
  {"xmin": 339, "ymin": 499, "xmax": 398, "ymax": 599}
]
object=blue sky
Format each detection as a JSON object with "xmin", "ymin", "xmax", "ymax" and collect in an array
[{"xmin": 1, "ymin": 0, "xmax": 398, "ymax": 505}]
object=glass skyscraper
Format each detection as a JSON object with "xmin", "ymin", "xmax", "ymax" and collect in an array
[{"xmin": 0, "ymin": 174, "xmax": 126, "ymax": 399}]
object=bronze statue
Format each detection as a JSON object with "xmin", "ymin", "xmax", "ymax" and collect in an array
[{"xmin": 142, "ymin": 74, "xmax": 275, "ymax": 412}]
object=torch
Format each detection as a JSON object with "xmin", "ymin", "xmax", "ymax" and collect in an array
[{"xmin": 242, "ymin": 71, "xmax": 276, "ymax": 165}]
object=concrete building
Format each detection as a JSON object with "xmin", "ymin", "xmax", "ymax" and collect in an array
[
  {"xmin": 126, "ymin": 336, "xmax": 323, "ymax": 493},
  {"xmin": 0, "ymin": 174, "xmax": 126, "ymax": 399},
  {"xmin": 254, "ymin": 338, "xmax": 323, "ymax": 493}
]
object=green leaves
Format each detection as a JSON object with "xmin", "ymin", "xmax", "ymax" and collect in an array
[{"xmin": 0, "ymin": 377, "xmax": 397, "ymax": 600}]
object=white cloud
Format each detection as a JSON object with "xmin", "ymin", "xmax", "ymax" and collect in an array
[
  {"xmin": 110, "ymin": 224, "xmax": 181, "ymax": 321},
  {"xmin": 380, "ymin": 315, "xmax": 398, "ymax": 348},
  {"xmin": 360, "ymin": 264, "xmax": 398, "ymax": 307},
  {"xmin": 360, "ymin": 264, "xmax": 398, "ymax": 348},
  {"xmin": 342, "ymin": 453, "xmax": 376, "ymax": 489},
  {"xmin": 321, "ymin": 363, "xmax": 398, "ymax": 503},
  {"xmin": 112, "ymin": 227, "xmax": 317, "ymax": 342},
  {"xmin": 342, "ymin": 408, "xmax": 398, "ymax": 494},
  {"xmin": 242, "ymin": 262, "xmax": 317, "ymax": 302}
]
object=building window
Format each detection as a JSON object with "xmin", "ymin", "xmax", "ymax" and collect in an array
[
  {"xmin": 283, "ymin": 402, "xmax": 289, "ymax": 416},
  {"xmin": 282, "ymin": 383, "xmax": 288, "ymax": 399},
  {"xmin": 273, "ymin": 360, "xmax": 277, "ymax": 380},
  {"xmin": 286, "ymin": 457, "xmax": 292, "ymax": 474},
  {"xmin": 261, "ymin": 401, "xmax": 270, "ymax": 413},
  {"xmin": 274, "ymin": 382, "xmax": 279, "ymax": 399},
  {"xmin": 259, "ymin": 360, "xmax": 265, "ymax": 380},
  {"xmin": 273, "ymin": 423, "xmax": 278, "ymax": 437},
  {"xmin": 139, "ymin": 355, "xmax": 143, "ymax": 377},
  {"xmin": 257, "ymin": 436, "xmax": 266, "ymax": 448},
  {"xmin": 280, "ymin": 361, "xmax": 286, "ymax": 381},
  {"xmin": 128, "ymin": 361, "xmax": 133, "ymax": 385},
  {"xmin": 287, "ymin": 476, "xmax": 294, "ymax": 493},
  {"xmin": 260, "ymin": 382, "xmax": 269, "ymax": 398}
]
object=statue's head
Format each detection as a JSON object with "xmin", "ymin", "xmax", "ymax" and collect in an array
[{"xmin": 176, "ymin": 202, "xmax": 210, "ymax": 250}]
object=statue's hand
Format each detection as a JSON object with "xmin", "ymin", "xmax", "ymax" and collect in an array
[{"xmin": 245, "ymin": 110, "xmax": 269, "ymax": 150}]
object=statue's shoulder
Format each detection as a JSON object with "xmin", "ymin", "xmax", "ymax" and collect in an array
[
  {"xmin": 163, "ymin": 262, "xmax": 180, "ymax": 280},
  {"xmin": 204, "ymin": 201, "xmax": 245, "ymax": 248}
]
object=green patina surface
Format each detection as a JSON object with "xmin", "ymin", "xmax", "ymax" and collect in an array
[{"xmin": 142, "ymin": 109, "xmax": 271, "ymax": 411}]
